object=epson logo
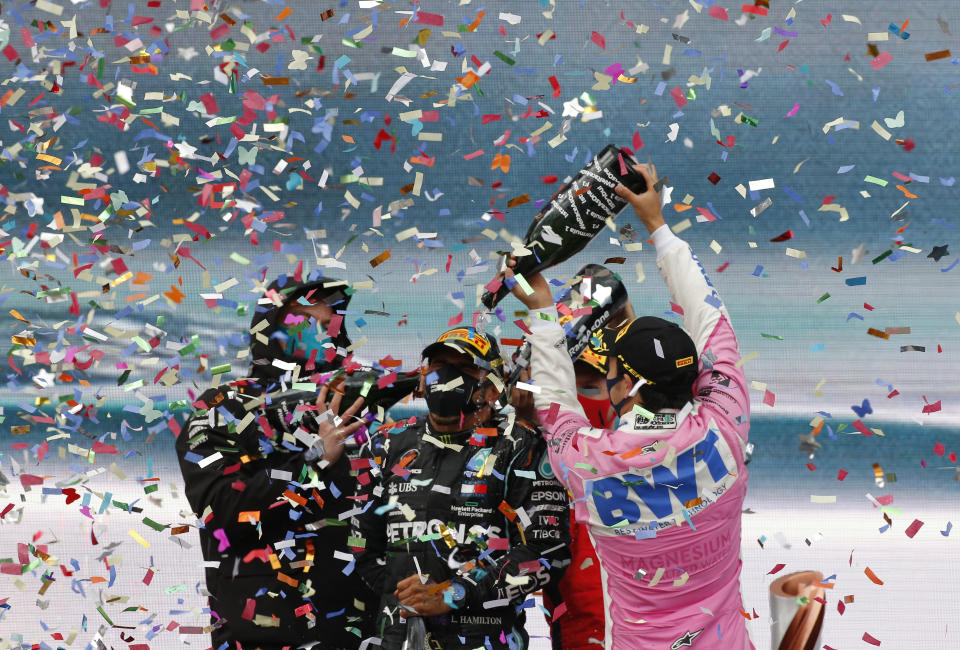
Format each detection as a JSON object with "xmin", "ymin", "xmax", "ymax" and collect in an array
[{"xmin": 531, "ymin": 490, "xmax": 566, "ymax": 502}]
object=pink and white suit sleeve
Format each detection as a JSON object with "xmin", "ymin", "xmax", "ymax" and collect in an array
[{"xmin": 526, "ymin": 226, "xmax": 755, "ymax": 650}]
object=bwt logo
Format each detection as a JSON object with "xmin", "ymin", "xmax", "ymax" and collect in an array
[{"xmin": 589, "ymin": 428, "xmax": 737, "ymax": 527}]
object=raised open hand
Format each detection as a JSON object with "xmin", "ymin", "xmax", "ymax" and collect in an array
[{"xmin": 311, "ymin": 383, "xmax": 365, "ymax": 464}]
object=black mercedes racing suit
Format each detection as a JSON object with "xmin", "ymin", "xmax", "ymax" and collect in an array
[{"xmin": 352, "ymin": 414, "xmax": 571, "ymax": 649}]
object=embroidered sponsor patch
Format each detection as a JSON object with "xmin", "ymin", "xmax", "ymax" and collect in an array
[
  {"xmin": 398, "ymin": 448, "xmax": 420, "ymax": 469},
  {"xmin": 587, "ymin": 423, "xmax": 739, "ymax": 534},
  {"xmin": 537, "ymin": 450, "xmax": 555, "ymax": 479},
  {"xmin": 465, "ymin": 448, "xmax": 492, "ymax": 474},
  {"xmin": 632, "ymin": 412, "xmax": 678, "ymax": 430},
  {"xmin": 671, "ymin": 628, "xmax": 703, "ymax": 648},
  {"xmin": 460, "ymin": 479, "xmax": 488, "ymax": 497}
]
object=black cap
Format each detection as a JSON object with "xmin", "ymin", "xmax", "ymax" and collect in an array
[
  {"xmin": 609, "ymin": 316, "xmax": 698, "ymax": 394},
  {"xmin": 421, "ymin": 327, "xmax": 505, "ymax": 378}
]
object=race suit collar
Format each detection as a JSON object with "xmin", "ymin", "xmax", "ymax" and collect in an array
[{"xmin": 425, "ymin": 416, "xmax": 495, "ymax": 445}]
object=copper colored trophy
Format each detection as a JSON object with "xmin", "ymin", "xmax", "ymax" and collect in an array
[{"xmin": 769, "ymin": 571, "xmax": 826, "ymax": 650}]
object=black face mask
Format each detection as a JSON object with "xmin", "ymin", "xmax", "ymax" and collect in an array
[{"xmin": 424, "ymin": 364, "xmax": 487, "ymax": 419}]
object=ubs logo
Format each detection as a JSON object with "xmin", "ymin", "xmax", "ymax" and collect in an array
[{"xmin": 388, "ymin": 481, "xmax": 419, "ymax": 495}]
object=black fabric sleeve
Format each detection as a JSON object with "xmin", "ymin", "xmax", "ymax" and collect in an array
[
  {"xmin": 459, "ymin": 432, "xmax": 571, "ymax": 610},
  {"xmin": 350, "ymin": 432, "xmax": 390, "ymax": 597},
  {"xmin": 175, "ymin": 399, "xmax": 346, "ymax": 540}
]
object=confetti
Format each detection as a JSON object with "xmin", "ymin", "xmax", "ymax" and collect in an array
[
  {"xmin": 369, "ymin": 249, "xmax": 392, "ymax": 268},
  {"xmin": 925, "ymin": 49, "xmax": 952, "ymax": 61},
  {"xmin": 0, "ymin": 4, "xmax": 955, "ymax": 648},
  {"xmin": 864, "ymin": 567, "xmax": 885, "ymax": 585}
]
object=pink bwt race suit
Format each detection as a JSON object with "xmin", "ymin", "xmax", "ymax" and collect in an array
[{"xmin": 526, "ymin": 226, "xmax": 755, "ymax": 650}]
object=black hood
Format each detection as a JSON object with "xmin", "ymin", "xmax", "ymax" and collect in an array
[{"xmin": 247, "ymin": 269, "xmax": 353, "ymax": 381}]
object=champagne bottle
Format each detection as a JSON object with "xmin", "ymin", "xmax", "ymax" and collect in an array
[
  {"xmin": 481, "ymin": 144, "xmax": 646, "ymax": 308},
  {"xmin": 334, "ymin": 367, "xmax": 421, "ymax": 410},
  {"xmin": 262, "ymin": 367, "xmax": 420, "ymax": 427},
  {"xmin": 503, "ymin": 263, "xmax": 629, "ymax": 397}
]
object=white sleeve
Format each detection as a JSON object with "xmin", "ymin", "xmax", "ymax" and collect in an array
[
  {"xmin": 656, "ymin": 237, "xmax": 730, "ymax": 354},
  {"xmin": 651, "ymin": 223, "xmax": 683, "ymax": 259},
  {"xmin": 525, "ymin": 306, "xmax": 585, "ymax": 419}
]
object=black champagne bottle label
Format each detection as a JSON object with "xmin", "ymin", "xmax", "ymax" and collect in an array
[{"xmin": 482, "ymin": 145, "xmax": 646, "ymax": 308}]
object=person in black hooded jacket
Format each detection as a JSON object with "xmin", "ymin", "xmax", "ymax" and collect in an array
[{"xmin": 176, "ymin": 270, "xmax": 375, "ymax": 650}]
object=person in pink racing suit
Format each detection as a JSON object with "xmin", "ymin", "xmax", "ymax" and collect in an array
[{"xmin": 502, "ymin": 161, "xmax": 754, "ymax": 650}]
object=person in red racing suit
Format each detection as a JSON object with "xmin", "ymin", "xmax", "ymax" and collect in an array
[{"xmin": 543, "ymin": 354, "xmax": 609, "ymax": 649}]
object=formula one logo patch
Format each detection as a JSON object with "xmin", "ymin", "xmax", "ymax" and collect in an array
[{"xmin": 670, "ymin": 628, "xmax": 703, "ymax": 648}]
